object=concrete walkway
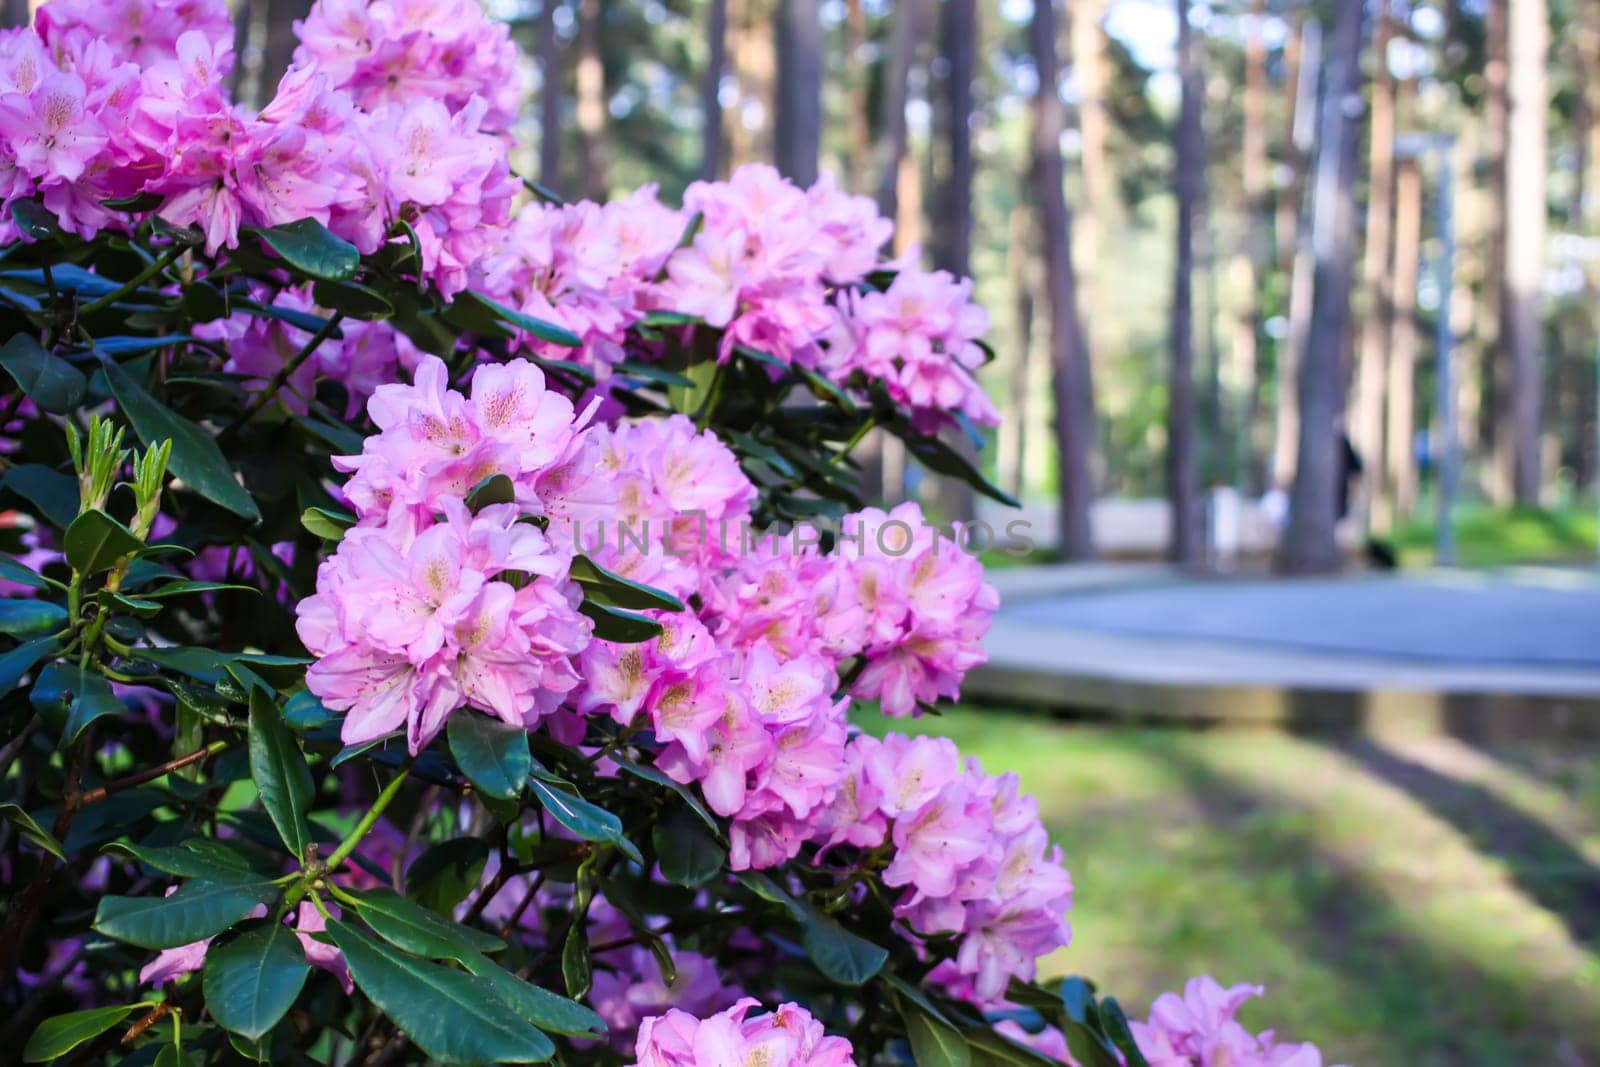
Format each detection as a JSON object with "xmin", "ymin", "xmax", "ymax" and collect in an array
[{"xmin": 969, "ymin": 565, "xmax": 1600, "ymax": 734}]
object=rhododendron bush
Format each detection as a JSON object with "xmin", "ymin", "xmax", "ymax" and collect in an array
[{"xmin": 0, "ymin": 1, "xmax": 1344, "ymax": 1065}]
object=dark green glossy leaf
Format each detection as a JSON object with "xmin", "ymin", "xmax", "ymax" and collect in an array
[
  {"xmin": 578, "ymin": 600, "xmax": 663, "ymax": 643},
  {"xmin": 93, "ymin": 877, "xmax": 279, "ymax": 949},
  {"xmin": 0, "ymin": 802, "xmax": 65, "ymax": 861},
  {"xmin": 282, "ymin": 689, "xmax": 335, "ymax": 731},
  {"xmin": 2, "ymin": 464, "xmax": 78, "ymax": 528},
  {"xmin": 0, "ymin": 334, "xmax": 85, "ymax": 412},
  {"xmin": 799, "ymin": 902, "xmax": 887, "ymax": 986},
  {"xmin": 0, "ymin": 635, "xmax": 58, "ymax": 694},
  {"xmin": 464, "ymin": 473, "xmax": 515, "ymax": 512},
  {"xmin": 527, "ymin": 776, "xmax": 641, "ymax": 862},
  {"xmin": 311, "ymin": 279, "xmax": 392, "ymax": 320},
  {"xmin": 1098, "ymin": 997, "xmax": 1151, "ymax": 1067},
  {"xmin": 570, "ymin": 556, "xmax": 683, "ymax": 612},
  {"xmin": 101, "ymin": 358, "xmax": 261, "ymax": 522},
  {"xmin": 612, "ymin": 756, "xmax": 721, "ymax": 834},
  {"xmin": 103, "ymin": 839, "xmax": 267, "ymax": 880},
  {"xmin": 561, "ymin": 923, "xmax": 591, "ymax": 999},
  {"xmin": 203, "ymin": 920, "xmax": 310, "ymax": 1041},
  {"xmin": 350, "ymin": 887, "xmax": 506, "ymax": 961},
  {"xmin": 0, "ymin": 553, "xmax": 55, "ymax": 590},
  {"xmin": 64, "ymin": 509, "xmax": 143, "ymax": 576},
  {"xmin": 652, "ymin": 812, "xmax": 723, "ymax": 887},
  {"xmin": 453, "ymin": 290, "xmax": 581, "ymax": 347},
  {"xmin": 458, "ymin": 952, "xmax": 606, "ymax": 1038},
  {"xmin": 248, "ymin": 689, "xmax": 314, "ymax": 860},
  {"xmin": 256, "ymin": 219, "xmax": 359, "ymax": 281},
  {"xmin": 0, "ymin": 598, "xmax": 66, "ymax": 638},
  {"xmin": 890, "ymin": 982, "xmax": 972, "ymax": 1067},
  {"xmin": 10, "ymin": 199, "xmax": 62, "ymax": 241},
  {"xmin": 447, "ymin": 712, "xmax": 531, "ymax": 801},
  {"xmin": 324, "ymin": 920, "xmax": 555, "ymax": 1065},
  {"xmin": 23, "ymin": 1004, "xmax": 139, "ymax": 1062},
  {"xmin": 406, "ymin": 837, "xmax": 490, "ymax": 915}
]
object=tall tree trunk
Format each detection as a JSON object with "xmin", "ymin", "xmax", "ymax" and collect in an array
[
  {"xmin": 538, "ymin": 0, "xmax": 564, "ymax": 193},
  {"xmin": 774, "ymin": 0, "xmax": 822, "ymax": 185},
  {"xmin": 1502, "ymin": 0, "xmax": 1548, "ymax": 504},
  {"xmin": 2, "ymin": 0, "xmax": 30, "ymax": 28},
  {"xmin": 1351, "ymin": 11, "xmax": 1397, "ymax": 531},
  {"xmin": 1070, "ymin": 0, "xmax": 1113, "ymax": 261},
  {"xmin": 1230, "ymin": 0, "xmax": 1269, "ymax": 492},
  {"xmin": 1479, "ymin": 0, "xmax": 1509, "ymax": 495},
  {"xmin": 1271, "ymin": 16, "xmax": 1321, "ymax": 488},
  {"xmin": 873, "ymin": 0, "xmax": 924, "ymax": 225},
  {"xmin": 1385, "ymin": 157, "xmax": 1423, "ymax": 524},
  {"xmin": 727, "ymin": 0, "xmax": 773, "ymax": 170},
  {"xmin": 1281, "ymin": 0, "xmax": 1367, "ymax": 574},
  {"xmin": 702, "ymin": 0, "xmax": 729, "ymax": 180},
  {"xmin": 843, "ymin": 0, "xmax": 871, "ymax": 191},
  {"xmin": 1030, "ymin": 0, "xmax": 1097, "ymax": 560},
  {"xmin": 999, "ymin": 203, "xmax": 1036, "ymax": 499},
  {"xmin": 927, "ymin": 0, "xmax": 979, "ymax": 523},
  {"xmin": 1168, "ymin": 0, "xmax": 1203, "ymax": 565},
  {"xmin": 257, "ymin": 0, "xmax": 312, "ymax": 103},
  {"xmin": 576, "ymin": 0, "xmax": 612, "ymax": 194},
  {"xmin": 1581, "ymin": 0, "xmax": 1600, "ymax": 492}
]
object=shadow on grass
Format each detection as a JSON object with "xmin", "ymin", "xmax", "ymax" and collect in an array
[{"xmin": 1141, "ymin": 734, "xmax": 1600, "ymax": 1067}]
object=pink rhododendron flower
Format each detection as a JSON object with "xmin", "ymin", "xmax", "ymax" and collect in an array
[
  {"xmin": 1130, "ymin": 977, "xmax": 1347, "ymax": 1067},
  {"xmin": 139, "ymin": 899, "xmax": 352, "ymax": 994},
  {"xmin": 631, "ymin": 999, "xmax": 857, "ymax": 1067}
]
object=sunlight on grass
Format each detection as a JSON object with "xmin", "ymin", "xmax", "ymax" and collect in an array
[{"xmin": 858, "ymin": 705, "xmax": 1600, "ymax": 1067}]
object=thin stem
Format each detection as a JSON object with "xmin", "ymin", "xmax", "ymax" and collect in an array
[
  {"xmin": 325, "ymin": 766, "xmax": 411, "ymax": 875},
  {"xmin": 831, "ymin": 417, "xmax": 876, "ymax": 466},
  {"xmin": 223, "ymin": 311, "xmax": 345, "ymax": 437},
  {"xmin": 73, "ymin": 740, "xmax": 230, "ymax": 806},
  {"xmin": 77, "ymin": 247, "xmax": 183, "ymax": 317}
]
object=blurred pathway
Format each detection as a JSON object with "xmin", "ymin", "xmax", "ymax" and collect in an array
[{"xmin": 970, "ymin": 565, "xmax": 1600, "ymax": 731}]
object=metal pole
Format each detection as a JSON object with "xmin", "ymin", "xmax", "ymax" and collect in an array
[{"xmin": 1434, "ymin": 139, "xmax": 1458, "ymax": 567}]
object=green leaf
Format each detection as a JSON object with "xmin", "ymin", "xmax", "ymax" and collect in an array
[
  {"xmin": 257, "ymin": 219, "xmax": 359, "ymax": 281},
  {"xmin": 561, "ymin": 923, "xmax": 591, "ymax": 999},
  {"xmin": 23, "ymin": 1004, "xmax": 139, "ymax": 1062},
  {"xmin": 101, "ymin": 358, "xmax": 261, "ymax": 522},
  {"xmin": 447, "ymin": 712, "xmax": 531, "ymax": 801},
  {"xmin": 614, "ymin": 359, "xmax": 695, "ymax": 387},
  {"xmin": 613, "ymin": 756, "xmax": 721, "ymax": 834},
  {"xmin": 282, "ymin": 689, "xmax": 335, "ymax": 730},
  {"xmin": 570, "ymin": 556, "xmax": 684, "ymax": 612},
  {"xmin": 891, "ymin": 985, "xmax": 972, "ymax": 1067},
  {"xmin": 527, "ymin": 776, "xmax": 641, "ymax": 862},
  {"xmin": 652, "ymin": 812, "xmax": 723, "ymax": 887},
  {"xmin": 2, "ymin": 464, "xmax": 78, "ymax": 528},
  {"xmin": 0, "ymin": 635, "xmax": 58, "ymax": 694},
  {"xmin": 299, "ymin": 506, "xmax": 354, "ymax": 542},
  {"xmin": 11, "ymin": 199, "xmax": 62, "ymax": 240},
  {"xmin": 578, "ymin": 600, "xmax": 664, "ymax": 643},
  {"xmin": 0, "ymin": 553, "xmax": 55, "ymax": 590},
  {"xmin": 248, "ymin": 689, "xmax": 314, "ymax": 860},
  {"xmin": 311, "ymin": 279, "xmax": 392, "ymax": 320},
  {"xmin": 103, "ymin": 839, "xmax": 267, "ymax": 880},
  {"xmin": 453, "ymin": 290, "xmax": 582, "ymax": 348},
  {"xmin": 0, "ymin": 334, "xmax": 85, "ymax": 412},
  {"xmin": 464, "ymin": 473, "xmax": 516, "ymax": 512},
  {"xmin": 203, "ymin": 920, "xmax": 310, "ymax": 1041},
  {"xmin": 93, "ymin": 877, "xmax": 279, "ymax": 949},
  {"xmin": 1097, "ymin": 997, "xmax": 1152, "ymax": 1067},
  {"xmin": 961, "ymin": 1025, "xmax": 1067, "ymax": 1065},
  {"xmin": 64, "ymin": 509, "xmax": 144, "ymax": 576},
  {"xmin": 350, "ymin": 887, "xmax": 506, "ymax": 962},
  {"xmin": 798, "ymin": 902, "xmax": 887, "ymax": 986},
  {"xmin": 897, "ymin": 426, "xmax": 1020, "ymax": 507},
  {"xmin": 34, "ymin": 661, "xmax": 126, "ymax": 746},
  {"xmin": 0, "ymin": 598, "xmax": 66, "ymax": 638},
  {"xmin": 459, "ymin": 953, "xmax": 606, "ymax": 1039},
  {"xmin": 324, "ymin": 920, "xmax": 556, "ymax": 1065},
  {"xmin": 406, "ymin": 837, "xmax": 490, "ymax": 915},
  {"xmin": 153, "ymin": 1044, "xmax": 196, "ymax": 1067},
  {"xmin": 0, "ymin": 802, "xmax": 65, "ymax": 861}
]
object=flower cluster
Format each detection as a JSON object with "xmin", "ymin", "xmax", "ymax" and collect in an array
[
  {"xmin": 812, "ymin": 732, "xmax": 1074, "ymax": 1005},
  {"xmin": 1130, "ymin": 977, "xmax": 1346, "ymax": 1067},
  {"xmin": 291, "ymin": 0, "xmax": 525, "ymax": 132},
  {"xmin": 631, "ymin": 999, "xmax": 857, "ymax": 1067},
  {"xmin": 296, "ymin": 355, "xmax": 595, "ymax": 753},
  {"xmin": 826, "ymin": 268, "xmax": 1000, "ymax": 433}
]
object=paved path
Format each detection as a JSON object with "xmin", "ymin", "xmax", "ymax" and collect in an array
[{"xmin": 969, "ymin": 565, "xmax": 1600, "ymax": 729}]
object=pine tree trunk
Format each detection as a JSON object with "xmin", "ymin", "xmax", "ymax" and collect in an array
[
  {"xmin": 1351, "ymin": 12, "xmax": 1397, "ymax": 531},
  {"xmin": 928, "ymin": 0, "xmax": 978, "ymax": 524},
  {"xmin": 1385, "ymin": 157, "xmax": 1423, "ymax": 524},
  {"xmin": 873, "ymin": 0, "xmax": 923, "ymax": 224},
  {"xmin": 1271, "ymin": 16, "xmax": 1320, "ymax": 489},
  {"xmin": 1230, "ymin": 0, "xmax": 1269, "ymax": 493},
  {"xmin": 2, "ymin": 0, "xmax": 30, "ymax": 29},
  {"xmin": 1480, "ymin": 0, "xmax": 1510, "ymax": 497},
  {"xmin": 1069, "ymin": 0, "xmax": 1113, "ymax": 260},
  {"xmin": 1168, "ymin": 0, "xmax": 1202, "ymax": 566},
  {"xmin": 1281, "ymin": 1, "xmax": 1367, "ymax": 574},
  {"xmin": 999, "ymin": 204, "xmax": 1036, "ymax": 500},
  {"xmin": 774, "ymin": 0, "xmax": 822, "ymax": 185},
  {"xmin": 259, "ymin": 0, "xmax": 312, "ymax": 103},
  {"xmin": 702, "ymin": 0, "xmax": 729, "ymax": 180},
  {"xmin": 576, "ymin": 0, "xmax": 612, "ymax": 194},
  {"xmin": 1030, "ymin": 0, "xmax": 1097, "ymax": 560},
  {"xmin": 843, "ymin": 0, "xmax": 870, "ymax": 191},
  {"xmin": 538, "ymin": 0, "xmax": 564, "ymax": 193},
  {"xmin": 1502, "ymin": 0, "xmax": 1548, "ymax": 504}
]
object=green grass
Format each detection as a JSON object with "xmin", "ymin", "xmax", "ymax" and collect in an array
[
  {"xmin": 856, "ymin": 706, "xmax": 1600, "ymax": 1067},
  {"xmin": 1393, "ymin": 504, "xmax": 1597, "ymax": 568}
]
